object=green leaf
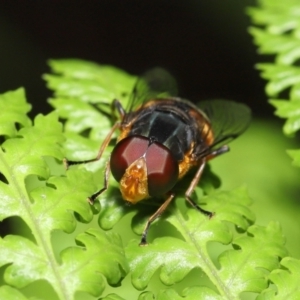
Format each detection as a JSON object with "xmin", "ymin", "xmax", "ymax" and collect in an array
[
  {"xmin": 0, "ymin": 89, "xmax": 128, "ymax": 299},
  {"xmin": 256, "ymin": 64, "xmax": 300, "ymax": 98},
  {"xmin": 248, "ymin": 2, "xmax": 300, "ymax": 297},
  {"xmin": 249, "ymin": 27, "xmax": 300, "ymax": 65},
  {"xmin": 0, "ymin": 112, "xmax": 65, "ymax": 222},
  {"xmin": 270, "ymin": 99, "xmax": 300, "ymax": 135},
  {"xmin": 0, "ymin": 88, "xmax": 31, "ymax": 137},
  {"xmin": 49, "ymin": 97, "xmax": 111, "ymax": 138},
  {"xmin": 100, "ymin": 294, "xmax": 127, "ymax": 300},
  {"xmin": 97, "ymin": 187, "xmax": 133, "ymax": 230},
  {"xmin": 218, "ymin": 223, "xmax": 286, "ymax": 294},
  {"xmin": 29, "ymin": 169, "xmax": 95, "ymax": 233},
  {"xmin": 257, "ymin": 257, "xmax": 300, "ymax": 299},
  {"xmin": 157, "ymin": 287, "xmax": 222, "ymax": 300},
  {"xmin": 0, "ymin": 229, "xmax": 128, "ymax": 298},
  {"xmin": 248, "ymin": 1, "xmax": 300, "ymax": 34},
  {"xmin": 126, "ymin": 188, "xmax": 286, "ymax": 297},
  {"xmin": 59, "ymin": 228, "xmax": 129, "ymax": 297},
  {"xmin": 249, "ymin": 0, "xmax": 300, "ymax": 151},
  {"xmin": 138, "ymin": 292, "xmax": 156, "ymax": 300},
  {"xmin": 0, "ymin": 285, "xmax": 31, "ymax": 300},
  {"xmin": 45, "ymin": 59, "xmax": 136, "ymax": 105}
]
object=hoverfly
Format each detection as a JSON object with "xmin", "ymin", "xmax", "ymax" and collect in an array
[{"xmin": 64, "ymin": 68, "xmax": 251, "ymax": 245}]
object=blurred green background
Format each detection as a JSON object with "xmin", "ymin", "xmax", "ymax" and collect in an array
[
  {"xmin": 211, "ymin": 120, "xmax": 300, "ymax": 259},
  {"xmin": 1, "ymin": 1, "xmax": 300, "ymax": 298}
]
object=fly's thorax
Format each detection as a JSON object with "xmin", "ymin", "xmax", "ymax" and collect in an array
[{"xmin": 125, "ymin": 101, "xmax": 194, "ymax": 161}]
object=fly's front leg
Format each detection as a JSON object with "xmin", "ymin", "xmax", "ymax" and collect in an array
[
  {"xmin": 64, "ymin": 98, "xmax": 125, "ymax": 168},
  {"xmin": 63, "ymin": 122, "xmax": 118, "ymax": 205},
  {"xmin": 185, "ymin": 145, "xmax": 230, "ymax": 218},
  {"xmin": 64, "ymin": 121, "xmax": 121, "ymax": 169},
  {"xmin": 64, "ymin": 98, "xmax": 126, "ymax": 205},
  {"xmin": 140, "ymin": 192, "xmax": 175, "ymax": 246},
  {"xmin": 88, "ymin": 160, "xmax": 111, "ymax": 204}
]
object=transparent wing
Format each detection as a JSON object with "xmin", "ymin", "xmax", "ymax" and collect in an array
[
  {"xmin": 126, "ymin": 67, "xmax": 178, "ymax": 112},
  {"xmin": 197, "ymin": 99, "xmax": 251, "ymax": 149}
]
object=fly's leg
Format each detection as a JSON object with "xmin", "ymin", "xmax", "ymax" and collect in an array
[
  {"xmin": 64, "ymin": 99, "xmax": 125, "ymax": 168},
  {"xmin": 63, "ymin": 122, "xmax": 118, "ymax": 204},
  {"xmin": 88, "ymin": 99, "xmax": 126, "ymax": 122},
  {"xmin": 112, "ymin": 99, "xmax": 126, "ymax": 120},
  {"xmin": 63, "ymin": 121, "xmax": 120, "ymax": 168},
  {"xmin": 140, "ymin": 192, "xmax": 175, "ymax": 246},
  {"xmin": 88, "ymin": 160, "xmax": 111, "ymax": 204},
  {"xmin": 185, "ymin": 145, "xmax": 230, "ymax": 217},
  {"xmin": 64, "ymin": 99, "xmax": 125, "ymax": 203},
  {"xmin": 206, "ymin": 145, "xmax": 229, "ymax": 162},
  {"xmin": 185, "ymin": 160, "xmax": 213, "ymax": 217}
]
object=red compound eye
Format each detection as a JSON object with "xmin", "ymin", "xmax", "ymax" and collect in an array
[
  {"xmin": 110, "ymin": 136, "xmax": 149, "ymax": 181},
  {"xmin": 146, "ymin": 142, "xmax": 178, "ymax": 197},
  {"xmin": 110, "ymin": 135, "xmax": 179, "ymax": 197}
]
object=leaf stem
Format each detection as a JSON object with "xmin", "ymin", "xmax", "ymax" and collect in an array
[{"xmin": 173, "ymin": 209, "xmax": 234, "ymax": 299}]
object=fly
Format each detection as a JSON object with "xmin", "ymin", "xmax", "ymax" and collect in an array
[{"xmin": 64, "ymin": 68, "xmax": 251, "ymax": 245}]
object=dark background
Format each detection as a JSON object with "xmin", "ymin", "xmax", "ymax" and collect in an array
[{"xmin": 0, "ymin": 0, "xmax": 268, "ymax": 117}]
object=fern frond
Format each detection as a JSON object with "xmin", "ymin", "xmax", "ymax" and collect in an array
[
  {"xmin": 248, "ymin": 0, "xmax": 300, "ymax": 152},
  {"xmin": 0, "ymin": 88, "xmax": 31, "ymax": 137},
  {"xmin": 0, "ymin": 285, "xmax": 32, "ymax": 300},
  {"xmin": 45, "ymin": 59, "xmax": 136, "ymax": 104},
  {"xmin": 126, "ymin": 188, "xmax": 286, "ymax": 298},
  {"xmin": 0, "ymin": 89, "xmax": 128, "ymax": 299},
  {"xmin": 156, "ymin": 287, "xmax": 222, "ymax": 300},
  {"xmin": 257, "ymin": 257, "xmax": 300, "ymax": 299},
  {"xmin": 100, "ymin": 294, "xmax": 127, "ymax": 300},
  {"xmin": 103, "ymin": 288, "xmax": 223, "ymax": 300},
  {"xmin": 248, "ymin": 1, "xmax": 300, "ymax": 298}
]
